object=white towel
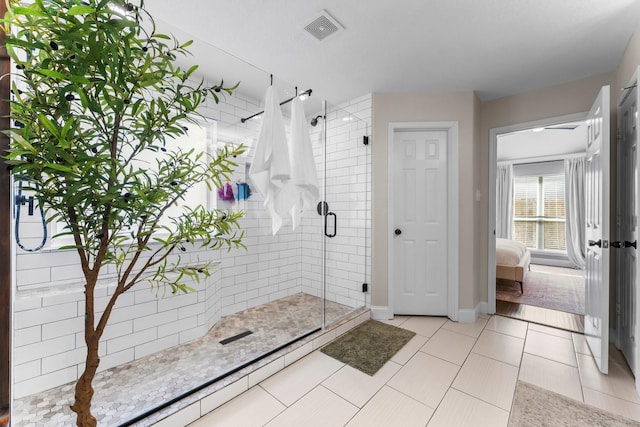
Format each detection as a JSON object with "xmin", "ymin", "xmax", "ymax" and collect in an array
[
  {"xmin": 289, "ymin": 96, "xmax": 319, "ymax": 230},
  {"xmin": 248, "ymin": 86, "xmax": 295, "ymax": 235}
]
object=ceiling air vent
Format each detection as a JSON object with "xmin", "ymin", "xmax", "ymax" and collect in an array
[{"xmin": 304, "ymin": 10, "xmax": 344, "ymax": 42}]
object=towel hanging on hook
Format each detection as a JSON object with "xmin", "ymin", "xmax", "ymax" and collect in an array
[
  {"xmin": 248, "ymin": 86, "xmax": 295, "ymax": 234},
  {"xmin": 289, "ymin": 95, "xmax": 319, "ymax": 230}
]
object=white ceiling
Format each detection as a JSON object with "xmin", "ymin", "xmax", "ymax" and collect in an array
[
  {"xmin": 497, "ymin": 121, "xmax": 587, "ymax": 162},
  {"xmin": 146, "ymin": 0, "xmax": 640, "ymax": 115}
]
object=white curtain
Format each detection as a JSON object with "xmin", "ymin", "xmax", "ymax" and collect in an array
[
  {"xmin": 565, "ymin": 158, "xmax": 586, "ymax": 269},
  {"xmin": 496, "ymin": 164, "xmax": 513, "ymax": 239}
]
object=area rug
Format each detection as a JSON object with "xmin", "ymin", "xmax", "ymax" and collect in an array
[
  {"xmin": 320, "ymin": 320, "xmax": 415, "ymax": 375},
  {"xmin": 509, "ymin": 381, "xmax": 640, "ymax": 426},
  {"xmin": 497, "ymin": 269, "xmax": 585, "ymax": 315}
]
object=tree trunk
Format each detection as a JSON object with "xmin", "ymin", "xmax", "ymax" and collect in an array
[
  {"xmin": 70, "ymin": 273, "xmax": 101, "ymax": 427},
  {"xmin": 70, "ymin": 336, "xmax": 100, "ymax": 427}
]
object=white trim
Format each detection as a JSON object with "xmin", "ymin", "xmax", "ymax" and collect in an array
[
  {"xmin": 497, "ymin": 152, "xmax": 586, "ymax": 166},
  {"xmin": 488, "ymin": 112, "xmax": 588, "ymax": 314},
  {"xmin": 370, "ymin": 306, "xmax": 392, "ymax": 320},
  {"xmin": 635, "ymin": 68, "xmax": 640, "ymax": 396},
  {"xmin": 388, "ymin": 121, "xmax": 459, "ymax": 320},
  {"xmin": 479, "ymin": 301, "xmax": 489, "ymax": 315},
  {"xmin": 458, "ymin": 303, "xmax": 482, "ymax": 323}
]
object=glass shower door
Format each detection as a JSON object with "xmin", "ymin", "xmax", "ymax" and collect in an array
[{"xmin": 320, "ymin": 101, "xmax": 372, "ymax": 327}]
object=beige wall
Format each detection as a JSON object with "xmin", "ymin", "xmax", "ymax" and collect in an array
[
  {"xmin": 616, "ymin": 20, "xmax": 640, "ymax": 95},
  {"xmin": 371, "ymin": 92, "xmax": 480, "ymax": 313}
]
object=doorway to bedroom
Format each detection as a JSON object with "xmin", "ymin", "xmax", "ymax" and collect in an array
[{"xmin": 493, "ymin": 117, "xmax": 587, "ymax": 333}]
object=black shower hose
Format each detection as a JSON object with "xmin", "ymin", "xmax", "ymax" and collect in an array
[{"xmin": 15, "ymin": 177, "xmax": 47, "ymax": 252}]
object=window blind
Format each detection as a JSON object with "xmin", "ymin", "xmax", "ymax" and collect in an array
[
  {"xmin": 542, "ymin": 175, "xmax": 566, "ymax": 250},
  {"xmin": 512, "ymin": 173, "xmax": 566, "ymax": 251},
  {"xmin": 513, "ymin": 176, "xmax": 538, "ymax": 248}
]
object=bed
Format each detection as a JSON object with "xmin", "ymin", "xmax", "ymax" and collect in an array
[{"xmin": 496, "ymin": 238, "xmax": 531, "ymax": 293}]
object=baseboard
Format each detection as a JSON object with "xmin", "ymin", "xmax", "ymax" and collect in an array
[
  {"xmin": 530, "ymin": 256, "xmax": 572, "ymax": 268},
  {"xmin": 458, "ymin": 303, "xmax": 482, "ymax": 323},
  {"xmin": 372, "ymin": 303, "xmax": 488, "ymax": 323},
  {"xmin": 479, "ymin": 301, "xmax": 490, "ymax": 315},
  {"xmin": 370, "ymin": 306, "xmax": 392, "ymax": 320}
]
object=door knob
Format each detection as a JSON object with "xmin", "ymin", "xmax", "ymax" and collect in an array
[
  {"xmin": 610, "ymin": 240, "xmax": 636, "ymax": 249},
  {"xmin": 588, "ymin": 239, "xmax": 602, "ymax": 247},
  {"xmin": 394, "ymin": 229, "xmax": 402, "ymax": 235}
]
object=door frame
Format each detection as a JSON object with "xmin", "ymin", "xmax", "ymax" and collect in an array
[
  {"xmin": 487, "ymin": 112, "xmax": 588, "ymax": 314},
  {"xmin": 388, "ymin": 121, "xmax": 459, "ymax": 320},
  {"xmin": 617, "ymin": 67, "xmax": 640, "ymax": 393}
]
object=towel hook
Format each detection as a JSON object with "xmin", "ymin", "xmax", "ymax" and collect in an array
[{"xmin": 270, "ymin": 74, "xmax": 273, "ymax": 86}]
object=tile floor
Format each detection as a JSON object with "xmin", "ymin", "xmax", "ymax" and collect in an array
[{"xmin": 188, "ymin": 314, "xmax": 640, "ymax": 427}]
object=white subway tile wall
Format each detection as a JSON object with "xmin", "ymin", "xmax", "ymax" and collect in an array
[
  {"xmin": 11, "ymin": 86, "xmax": 372, "ymax": 397},
  {"xmin": 301, "ymin": 94, "xmax": 372, "ymax": 313}
]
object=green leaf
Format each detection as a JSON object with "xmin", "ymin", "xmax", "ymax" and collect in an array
[
  {"xmin": 75, "ymin": 88, "xmax": 89, "ymax": 109},
  {"xmin": 67, "ymin": 5, "xmax": 96, "ymax": 16},
  {"xmin": 44, "ymin": 163, "xmax": 74, "ymax": 173},
  {"xmin": 186, "ymin": 64, "xmax": 198, "ymax": 76},
  {"xmin": 8, "ymin": 130, "xmax": 36, "ymax": 153},
  {"xmin": 60, "ymin": 117, "xmax": 76, "ymax": 140},
  {"xmin": 37, "ymin": 114, "xmax": 60, "ymax": 138},
  {"xmin": 11, "ymin": 6, "xmax": 46, "ymax": 16},
  {"xmin": 37, "ymin": 69, "xmax": 67, "ymax": 80},
  {"xmin": 68, "ymin": 75, "xmax": 90, "ymax": 84}
]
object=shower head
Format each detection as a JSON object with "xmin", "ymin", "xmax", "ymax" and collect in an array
[{"xmin": 310, "ymin": 115, "xmax": 323, "ymax": 127}]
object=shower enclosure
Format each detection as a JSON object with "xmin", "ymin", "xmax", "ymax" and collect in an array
[{"xmin": 10, "ymin": 71, "xmax": 371, "ymax": 425}]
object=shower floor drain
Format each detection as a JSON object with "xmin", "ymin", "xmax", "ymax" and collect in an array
[{"xmin": 219, "ymin": 330, "xmax": 253, "ymax": 345}]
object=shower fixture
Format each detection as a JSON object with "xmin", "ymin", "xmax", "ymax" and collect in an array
[
  {"xmin": 310, "ymin": 115, "xmax": 324, "ymax": 126},
  {"xmin": 240, "ymin": 88, "xmax": 313, "ymax": 123}
]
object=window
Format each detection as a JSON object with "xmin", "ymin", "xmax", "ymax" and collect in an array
[{"xmin": 513, "ymin": 174, "xmax": 566, "ymax": 251}]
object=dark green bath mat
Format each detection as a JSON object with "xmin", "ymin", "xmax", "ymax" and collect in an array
[{"xmin": 321, "ymin": 319, "xmax": 416, "ymax": 376}]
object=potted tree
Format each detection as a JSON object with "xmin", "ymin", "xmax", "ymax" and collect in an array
[{"xmin": 2, "ymin": 0, "xmax": 245, "ymax": 425}]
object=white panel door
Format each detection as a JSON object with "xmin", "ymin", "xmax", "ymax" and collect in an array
[
  {"xmin": 392, "ymin": 130, "xmax": 448, "ymax": 315},
  {"xmin": 585, "ymin": 85, "xmax": 611, "ymax": 374},
  {"xmin": 616, "ymin": 78, "xmax": 638, "ymax": 377}
]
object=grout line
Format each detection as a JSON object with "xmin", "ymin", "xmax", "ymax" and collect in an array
[
  {"xmin": 572, "ymin": 333, "xmax": 587, "ymax": 403},
  {"xmin": 451, "ymin": 386, "xmax": 511, "ymax": 414},
  {"xmin": 258, "ymin": 382, "xmax": 289, "ymax": 409},
  {"xmin": 253, "ymin": 384, "xmax": 287, "ymax": 426},
  {"xmin": 319, "ymin": 383, "xmax": 360, "ymax": 412},
  {"xmin": 418, "ymin": 316, "xmax": 489, "ymax": 422},
  {"xmin": 385, "ymin": 381, "xmax": 438, "ymax": 412}
]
